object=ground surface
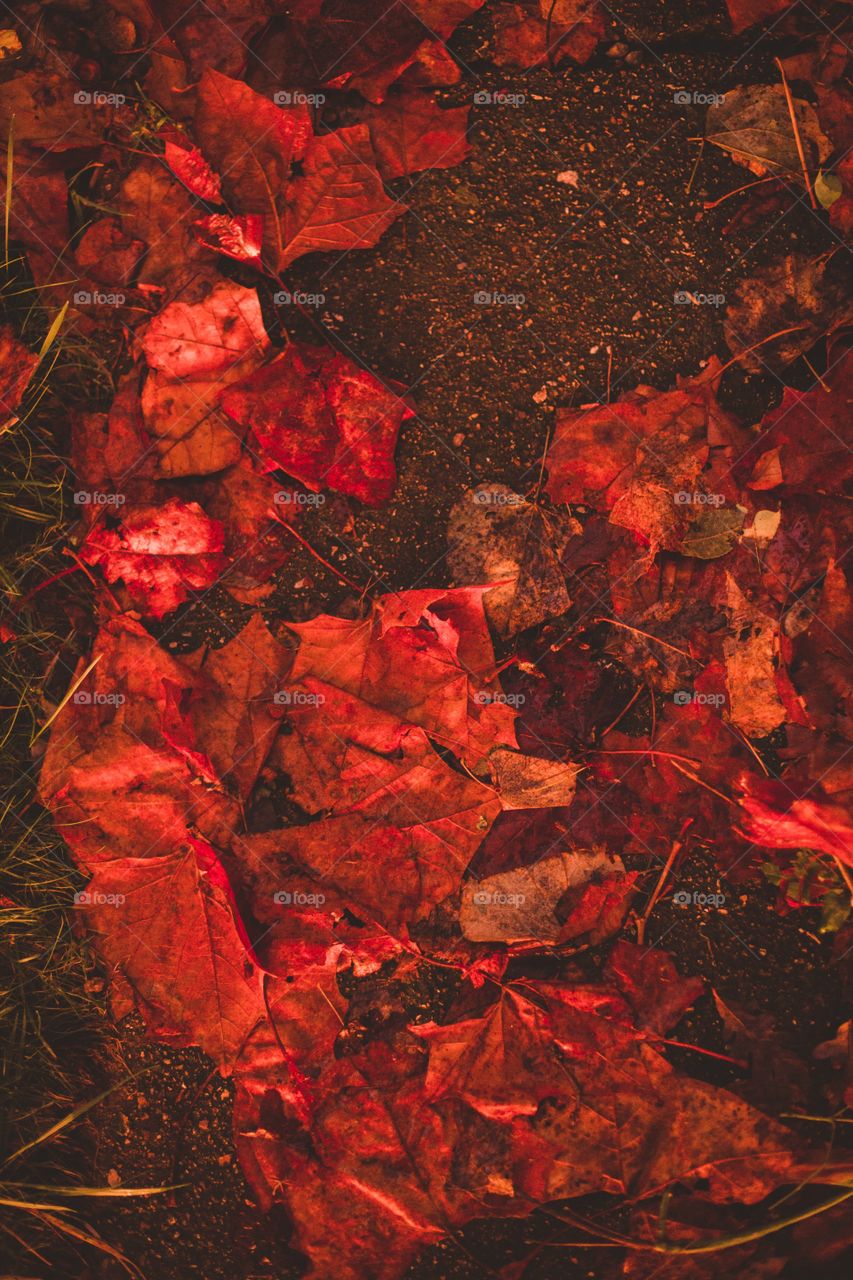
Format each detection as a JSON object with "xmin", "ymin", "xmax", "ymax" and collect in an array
[{"xmin": 49, "ymin": 6, "xmax": 852, "ymax": 1278}]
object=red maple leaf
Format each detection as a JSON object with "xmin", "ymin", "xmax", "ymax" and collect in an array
[{"xmin": 220, "ymin": 342, "xmax": 414, "ymax": 504}]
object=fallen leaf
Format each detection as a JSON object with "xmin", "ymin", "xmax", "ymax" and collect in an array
[
  {"xmin": 79, "ymin": 497, "xmax": 226, "ymax": 618},
  {"xmin": 448, "ymin": 484, "xmax": 572, "ymax": 636},
  {"xmin": 706, "ymin": 84, "xmax": 831, "ymax": 183},
  {"xmin": 363, "ymin": 91, "xmax": 471, "ymax": 179},
  {"xmin": 723, "ymin": 254, "xmax": 853, "ymax": 372},
  {"xmin": 139, "ymin": 278, "xmax": 270, "ymax": 379},
  {"xmin": 220, "ymin": 342, "xmax": 413, "ymax": 504}
]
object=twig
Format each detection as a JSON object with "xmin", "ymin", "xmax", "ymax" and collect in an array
[
  {"xmin": 776, "ymin": 56, "xmax": 817, "ymax": 209},
  {"xmin": 593, "ymin": 615, "xmax": 695, "ymax": 660},
  {"xmin": 685, "ymin": 139, "xmax": 704, "ymax": 196},
  {"xmin": 269, "ymin": 509, "xmax": 363, "ymax": 592},
  {"xmin": 600, "ymin": 684, "xmax": 643, "ymax": 737},
  {"xmin": 636, "ymin": 819, "xmax": 693, "ymax": 945},
  {"xmin": 802, "ymin": 353, "xmax": 831, "ymax": 393},
  {"xmin": 695, "ymin": 325, "xmax": 808, "ymax": 382},
  {"xmin": 703, "ymin": 175, "xmax": 776, "ymax": 209}
]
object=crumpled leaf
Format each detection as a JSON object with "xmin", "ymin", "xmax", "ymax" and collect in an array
[
  {"xmin": 0, "ymin": 71, "xmax": 106, "ymax": 149},
  {"xmin": 363, "ymin": 90, "xmax": 470, "ymax": 178},
  {"xmin": 198, "ymin": 457, "xmax": 295, "ymax": 602},
  {"xmin": 80, "ymin": 837, "xmax": 265, "ymax": 1066},
  {"xmin": 448, "ymin": 484, "xmax": 572, "ymax": 636},
  {"xmin": 724, "ymin": 253, "xmax": 853, "ymax": 373},
  {"xmin": 220, "ymin": 342, "xmax": 413, "ymax": 504},
  {"xmin": 284, "ymin": 587, "xmax": 518, "ymax": 765},
  {"xmin": 241, "ymin": 676, "xmax": 501, "ymax": 929},
  {"xmin": 721, "ymin": 574, "xmax": 788, "ymax": 739},
  {"xmin": 79, "ymin": 496, "xmax": 226, "ymax": 618},
  {"xmin": 193, "ymin": 213, "xmax": 264, "ymax": 263},
  {"xmin": 545, "ymin": 360, "xmax": 747, "ymax": 564},
  {"xmin": 163, "ymin": 137, "xmax": 222, "ymax": 202},
  {"xmin": 483, "ymin": 746, "xmax": 579, "ymax": 809},
  {"xmin": 745, "ymin": 350, "xmax": 853, "ymax": 494},
  {"xmin": 251, "ymin": 0, "xmax": 485, "ymax": 104},
  {"xmin": 194, "ymin": 69, "xmax": 403, "ymax": 269},
  {"xmin": 737, "ymin": 772, "xmax": 853, "ymax": 865},
  {"xmin": 38, "ymin": 616, "xmax": 238, "ymax": 864},
  {"xmin": 139, "ymin": 278, "xmax": 269, "ymax": 379},
  {"xmin": 119, "ymin": 159, "xmax": 213, "ymax": 288},
  {"xmin": 706, "ymin": 84, "xmax": 831, "ymax": 182},
  {"xmin": 460, "ymin": 846, "xmax": 630, "ymax": 944},
  {"xmin": 492, "ymin": 0, "xmax": 605, "ymax": 69}
]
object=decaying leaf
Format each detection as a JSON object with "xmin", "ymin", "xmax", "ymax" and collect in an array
[
  {"xmin": 448, "ymin": 484, "xmax": 572, "ymax": 636},
  {"xmin": 706, "ymin": 84, "xmax": 831, "ymax": 183}
]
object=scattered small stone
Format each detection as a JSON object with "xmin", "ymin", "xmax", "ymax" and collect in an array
[
  {"xmin": 452, "ymin": 432, "xmax": 465, "ymax": 446},
  {"xmin": 607, "ymin": 42, "xmax": 629, "ymax": 57}
]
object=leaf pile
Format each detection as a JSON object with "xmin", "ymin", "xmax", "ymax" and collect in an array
[{"xmin": 0, "ymin": 1, "xmax": 851, "ymax": 1276}]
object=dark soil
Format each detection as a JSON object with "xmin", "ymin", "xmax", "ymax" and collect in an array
[{"xmin": 29, "ymin": 3, "xmax": 852, "ymax": 1278}]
